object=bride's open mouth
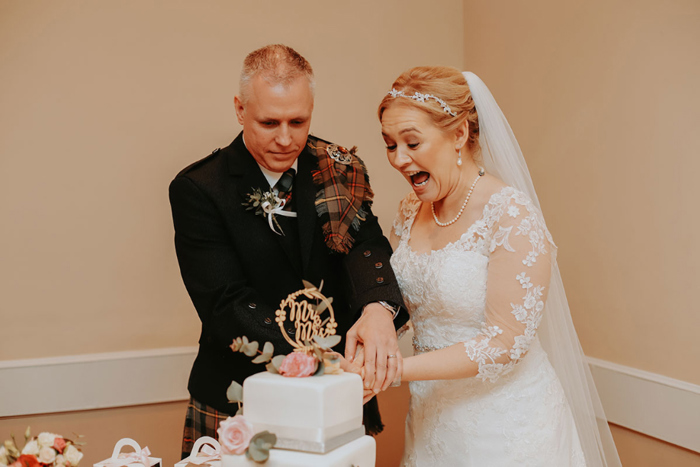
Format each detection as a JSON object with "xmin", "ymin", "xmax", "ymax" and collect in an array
[{"xmin": 408, "ymin": 171, "xmax": 430, "ymax": 187}]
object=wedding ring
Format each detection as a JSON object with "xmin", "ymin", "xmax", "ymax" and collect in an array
[{"xmin": 387, "ymin": 354, "xmax": 397, "ymax": 358}]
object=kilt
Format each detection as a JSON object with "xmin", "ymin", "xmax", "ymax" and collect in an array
[{"xmin": 181, "ymin": 397, "xmax": 233, "ymax": 459}]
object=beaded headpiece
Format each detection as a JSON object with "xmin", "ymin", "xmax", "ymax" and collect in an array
[{"xmin": 387, "ymin": 88, "xmax": 457, "ymax": 117}]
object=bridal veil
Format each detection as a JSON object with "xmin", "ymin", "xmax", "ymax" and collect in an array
[{"xmin": 463, "ymin": 71, "xmax": 622, "ymax": 466}]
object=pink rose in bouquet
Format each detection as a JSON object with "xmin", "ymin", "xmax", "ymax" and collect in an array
[
  {"xmin": 278, "ymin": 352, "xmax": 317, "ymax": 377},
  {"xmin": 52, "ymin": 438, "xmax": 66, "ymax": 455},
  {"xmin": 217, "ymin": 416, "xmax": 254, "ymax": 455}
]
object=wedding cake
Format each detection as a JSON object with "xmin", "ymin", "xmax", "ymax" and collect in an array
[
  {"xmin": 221, "ymin": 372, "xmax": 375, "ymax": 467},
  {"xmin": 219, "ymin": 284, "xmax": 376, "ymax": 466}
]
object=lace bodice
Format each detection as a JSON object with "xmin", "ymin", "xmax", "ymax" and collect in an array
[{"xmin": 391, "ymin": 186, "xmax": 556, "ymax": 383}]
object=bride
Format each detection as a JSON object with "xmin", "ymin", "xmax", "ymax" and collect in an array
[{"xmin": 371, "ymin": 67, "xmax": 621, "ymax": 466}]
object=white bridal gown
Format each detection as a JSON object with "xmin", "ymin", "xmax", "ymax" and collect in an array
[{"xmin": 391, "ymin": 186, "xmax": 586, "ymax": 467}]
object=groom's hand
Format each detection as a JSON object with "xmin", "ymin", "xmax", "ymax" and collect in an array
[{"xmin": 345, "ymin": 303, "xmax": 401, "ymax": 394}]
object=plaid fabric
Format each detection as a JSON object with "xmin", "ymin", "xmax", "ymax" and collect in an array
[
  {"xmin": 181, "ymin": 397, "xmax": 230, "ymax": 460},
  {"xmin": 308, "ymin": 139, "xmax": 374, "ymax": 253}
]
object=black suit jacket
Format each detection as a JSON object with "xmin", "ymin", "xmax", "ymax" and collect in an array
[{"xmin": 169, "ymin": 132, "xmax": 408, "ymax": 417}]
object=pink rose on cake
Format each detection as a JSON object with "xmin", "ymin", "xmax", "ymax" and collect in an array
[
  {"xmin": 217, "ymin": 416, "xmax": 255, "ymax": 455},
  {"xmin": 278, "ymin": 352, "xmax": 317, "ymax": 377}
]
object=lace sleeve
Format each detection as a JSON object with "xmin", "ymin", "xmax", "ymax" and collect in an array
[
  {"xmin": 392, "ymin": 192, "xmax": 420, "ymax": 239},
  {"xmin": 463, "ymin": 191, "xmax": 556, "ymax": 382},
  {"xmin": 392, "ymin": 207, "xmax": 404, "ymax": 239}
]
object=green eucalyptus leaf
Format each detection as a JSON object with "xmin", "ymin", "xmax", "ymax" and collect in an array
[
  {"xmin": 313, "ymin": 345, "xmax": 324, "ymax": 362},
  {"xmin": 246, "ymin": 431, "xmax": 276, "ymax": 463},
  {"xmin": 315, "ymin": 300, "xmax": 328, "ymax": 315},
  {"xmin": 266, "ymin": 361, "xmax": 279, "ymax": 374},
  {"xmin": 226, "ymin": 381, "xmax": 243, "ymax": 403},
  {"xmin": 313, "ymin": 360, "xmax": 325, "ymax": 377},
  {"xmin": 301, "ymin": 280, "xmax": 316, "ymax": 290},
  {"xmin": 317, "ymin": 279, "xmax": 324, "ymax": 292},
  {"xmin": 242, "ymin": 341, "xmax": 259, "ymax": 357},
  {"xmin": 262, "ymin": 341, "xmax": 274, "ymax": 355},
  {"xmin": 270, "ymin": 355, "xmax": 286, "ymax": 371},
  {"xmin": 235, "ymin": 405, "xmax": 243, "ymax": 416},
  {"xmin": 251, "ymin": 354, "xmax": 268, "ymax": 364},
  {"xmin": 252, "ymin": 342, "xmax": 274, "ymax": 363},
  {"xmin": 313, "ymin": 334, "xmax": 341, "ymax": 350}
]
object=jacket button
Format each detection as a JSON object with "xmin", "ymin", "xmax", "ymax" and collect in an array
[
  {"xmin": 376, "ymin": 277, "xmax": 385, "ymax": 284},
  {"xmin": 363, "ymin": 250, "xmax": 371, "ymax": 257},
  {"xmin": 375, "ymin": 262, "xmax": 383, "ymax": 269},
  {"xmin": 248, "ymin": 303, "xmax": 257, "ymax": 310},
  {"xmin": 264, "ymin": 317, "xmax": 272, "ymax": 325}
]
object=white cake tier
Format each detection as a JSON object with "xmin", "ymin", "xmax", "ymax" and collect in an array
[
  {"xmin": 242, "ymin": 372, "xmax": 364, "ymax": 453},
  {"xmin": 220, "ymin": 435, "xmax": 375, "ymax": 467}
]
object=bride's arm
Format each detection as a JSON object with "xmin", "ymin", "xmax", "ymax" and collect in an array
[{"xmin": 398, "ymin": 195, "xmax": 555, "ymax": 383}]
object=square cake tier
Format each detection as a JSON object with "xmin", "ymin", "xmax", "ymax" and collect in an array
[
  {"xmin": 221, "ymin": 435, "xmax": 375, "ymax": 467},
  {"xmin": 242, "ymin": 372, "xmax": 364, "ymax": 453}
]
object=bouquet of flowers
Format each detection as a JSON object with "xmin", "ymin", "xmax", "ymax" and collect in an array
[{"xmin": 1, "ymin": 429, "xmax": 83, "ymax": 467}]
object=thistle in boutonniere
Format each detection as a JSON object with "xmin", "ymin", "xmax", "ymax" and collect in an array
[{"xmin": 242, "ymin": 188, "xmax": 296, "ymax": 236}]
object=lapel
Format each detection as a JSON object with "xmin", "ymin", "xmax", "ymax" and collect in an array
[
  {"xmin": 296, "ymin": 146, "xmax": 318, "ymax": 274},
  {"xmin": 226, "ymin": 133, "xmax": 303, "ymax": 275}
]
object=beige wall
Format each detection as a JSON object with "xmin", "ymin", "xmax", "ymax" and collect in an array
[
  {"xmin": 462, "ymin": 0, "xmax": 700, "ymax": 385},
  {"xmin": 0, "ymin": 0, "xmax": 463, "ymax": 360},
  {"xmin": 462, "ymin": 0, "xmax": 700, "ymax": 462}
]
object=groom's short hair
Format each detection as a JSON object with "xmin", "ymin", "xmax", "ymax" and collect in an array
[{"xmin": 239, "ymin": 44, "xmax": 315, "ymax": 104}]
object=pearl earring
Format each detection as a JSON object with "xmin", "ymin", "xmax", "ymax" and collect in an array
[{"xmin": 457, "ymin": 148, "xmax": 463, "ymax": 166}]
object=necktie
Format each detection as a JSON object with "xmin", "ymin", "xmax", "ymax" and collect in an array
[{"xmin": 275, "ymin": 168, "xmax": 296, "ymax": 210}]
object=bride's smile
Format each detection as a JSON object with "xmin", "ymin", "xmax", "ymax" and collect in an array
[{"xmin": 381, "ymin": 103, "xmax": 481, "ymax": 219}]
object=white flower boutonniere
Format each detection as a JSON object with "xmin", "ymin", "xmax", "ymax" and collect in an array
[{"xmin": 242, "ymin": 188, "xmax": 297, "ymax": 235}]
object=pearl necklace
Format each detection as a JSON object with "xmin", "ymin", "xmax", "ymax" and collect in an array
[{"xmin": 431, "ymin": 168, "xmax": 485, "ymax": 227}]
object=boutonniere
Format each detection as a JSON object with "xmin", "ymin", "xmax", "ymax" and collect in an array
[{"xmin": 242, "ymin": 188, "xmax": 297, "ymax": 236}]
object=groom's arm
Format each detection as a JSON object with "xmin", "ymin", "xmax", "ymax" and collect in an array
[{"xmin": 342, "ymin": 201, "xmax": 408, "ymax": 393}]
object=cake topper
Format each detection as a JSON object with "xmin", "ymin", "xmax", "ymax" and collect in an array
[
  {"xmin": 275, "ymin": 280, "xmax": 338, "ymax": 352},
  {"xmin": 226, "ymin": 281, "xmax": 344, "ymax": 409}
]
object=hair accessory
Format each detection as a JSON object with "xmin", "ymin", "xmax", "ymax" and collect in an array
[{"xmin": 387, "ymin": 88, "xmax": 457, "ymax": 117}]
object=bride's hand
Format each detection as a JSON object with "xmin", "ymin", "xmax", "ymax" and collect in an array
[{"xmin": 328, "ymin": 351, "xmax": 363, "ymax": 376}]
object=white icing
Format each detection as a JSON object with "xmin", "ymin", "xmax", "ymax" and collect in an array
[
  {"xmin": 220, "ymin": 436, "xmax": 375, "ymax": 467},
  {"xmin": 242, "ymin": 372, "xmax": 364, "ymax": 453}
]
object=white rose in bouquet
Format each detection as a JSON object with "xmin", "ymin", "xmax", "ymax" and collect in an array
[
  {"xmin": 38, "ymin": 446, "xmax": 57, "ymax": 464},
  {"xmin": 64, "ymin": 445, "xmax": 83, "ymax": 466},
  {"xmin": 21, "ymin": 440, "xmax": 39, "ymax": 456},
  {"xmin": 55, "ymin": 454, "xmax": 66, "ymax": 467},
  {"xmin": 0, "ymin": 446, "xmax": 8, "ymax": 465},
  {"xmin": 37, "ymin": 433, "xmax": 58, "ymax": 448}
]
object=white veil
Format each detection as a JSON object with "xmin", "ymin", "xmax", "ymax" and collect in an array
[{"xmin": 464, "ymin": 72, "xmax": 622, "ymax": 466}]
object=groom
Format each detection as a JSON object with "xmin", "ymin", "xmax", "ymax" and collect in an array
[{"xmin": 169, "ymin": 44, "xmax": 408, "ymax": 456}]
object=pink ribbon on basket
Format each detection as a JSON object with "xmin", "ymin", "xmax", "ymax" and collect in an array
[
  {"xmin": 110, "ymin": 447, "xmax": 152, "ymax": 467},
  {"xmin": 187, "ymin": 444, "xmax": 220, "ymax": 466}
]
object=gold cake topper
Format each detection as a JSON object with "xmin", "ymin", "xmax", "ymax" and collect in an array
[{"xmin": 275, "ymin": 280, "xmax": 337, "ymax": 352}]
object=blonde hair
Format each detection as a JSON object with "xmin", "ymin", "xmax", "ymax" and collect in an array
[
  {"xmin": 378, "ymin": 66, "xmax": 480, "ymax": 156},
  {"xmin": 239, "ymin": 44, "xmax": 315, "ymax": 103}
]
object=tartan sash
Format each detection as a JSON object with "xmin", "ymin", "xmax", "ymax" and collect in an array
[{"xmin": 308, "ymin": 138, "xmax": 374, "ymax": 254}]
